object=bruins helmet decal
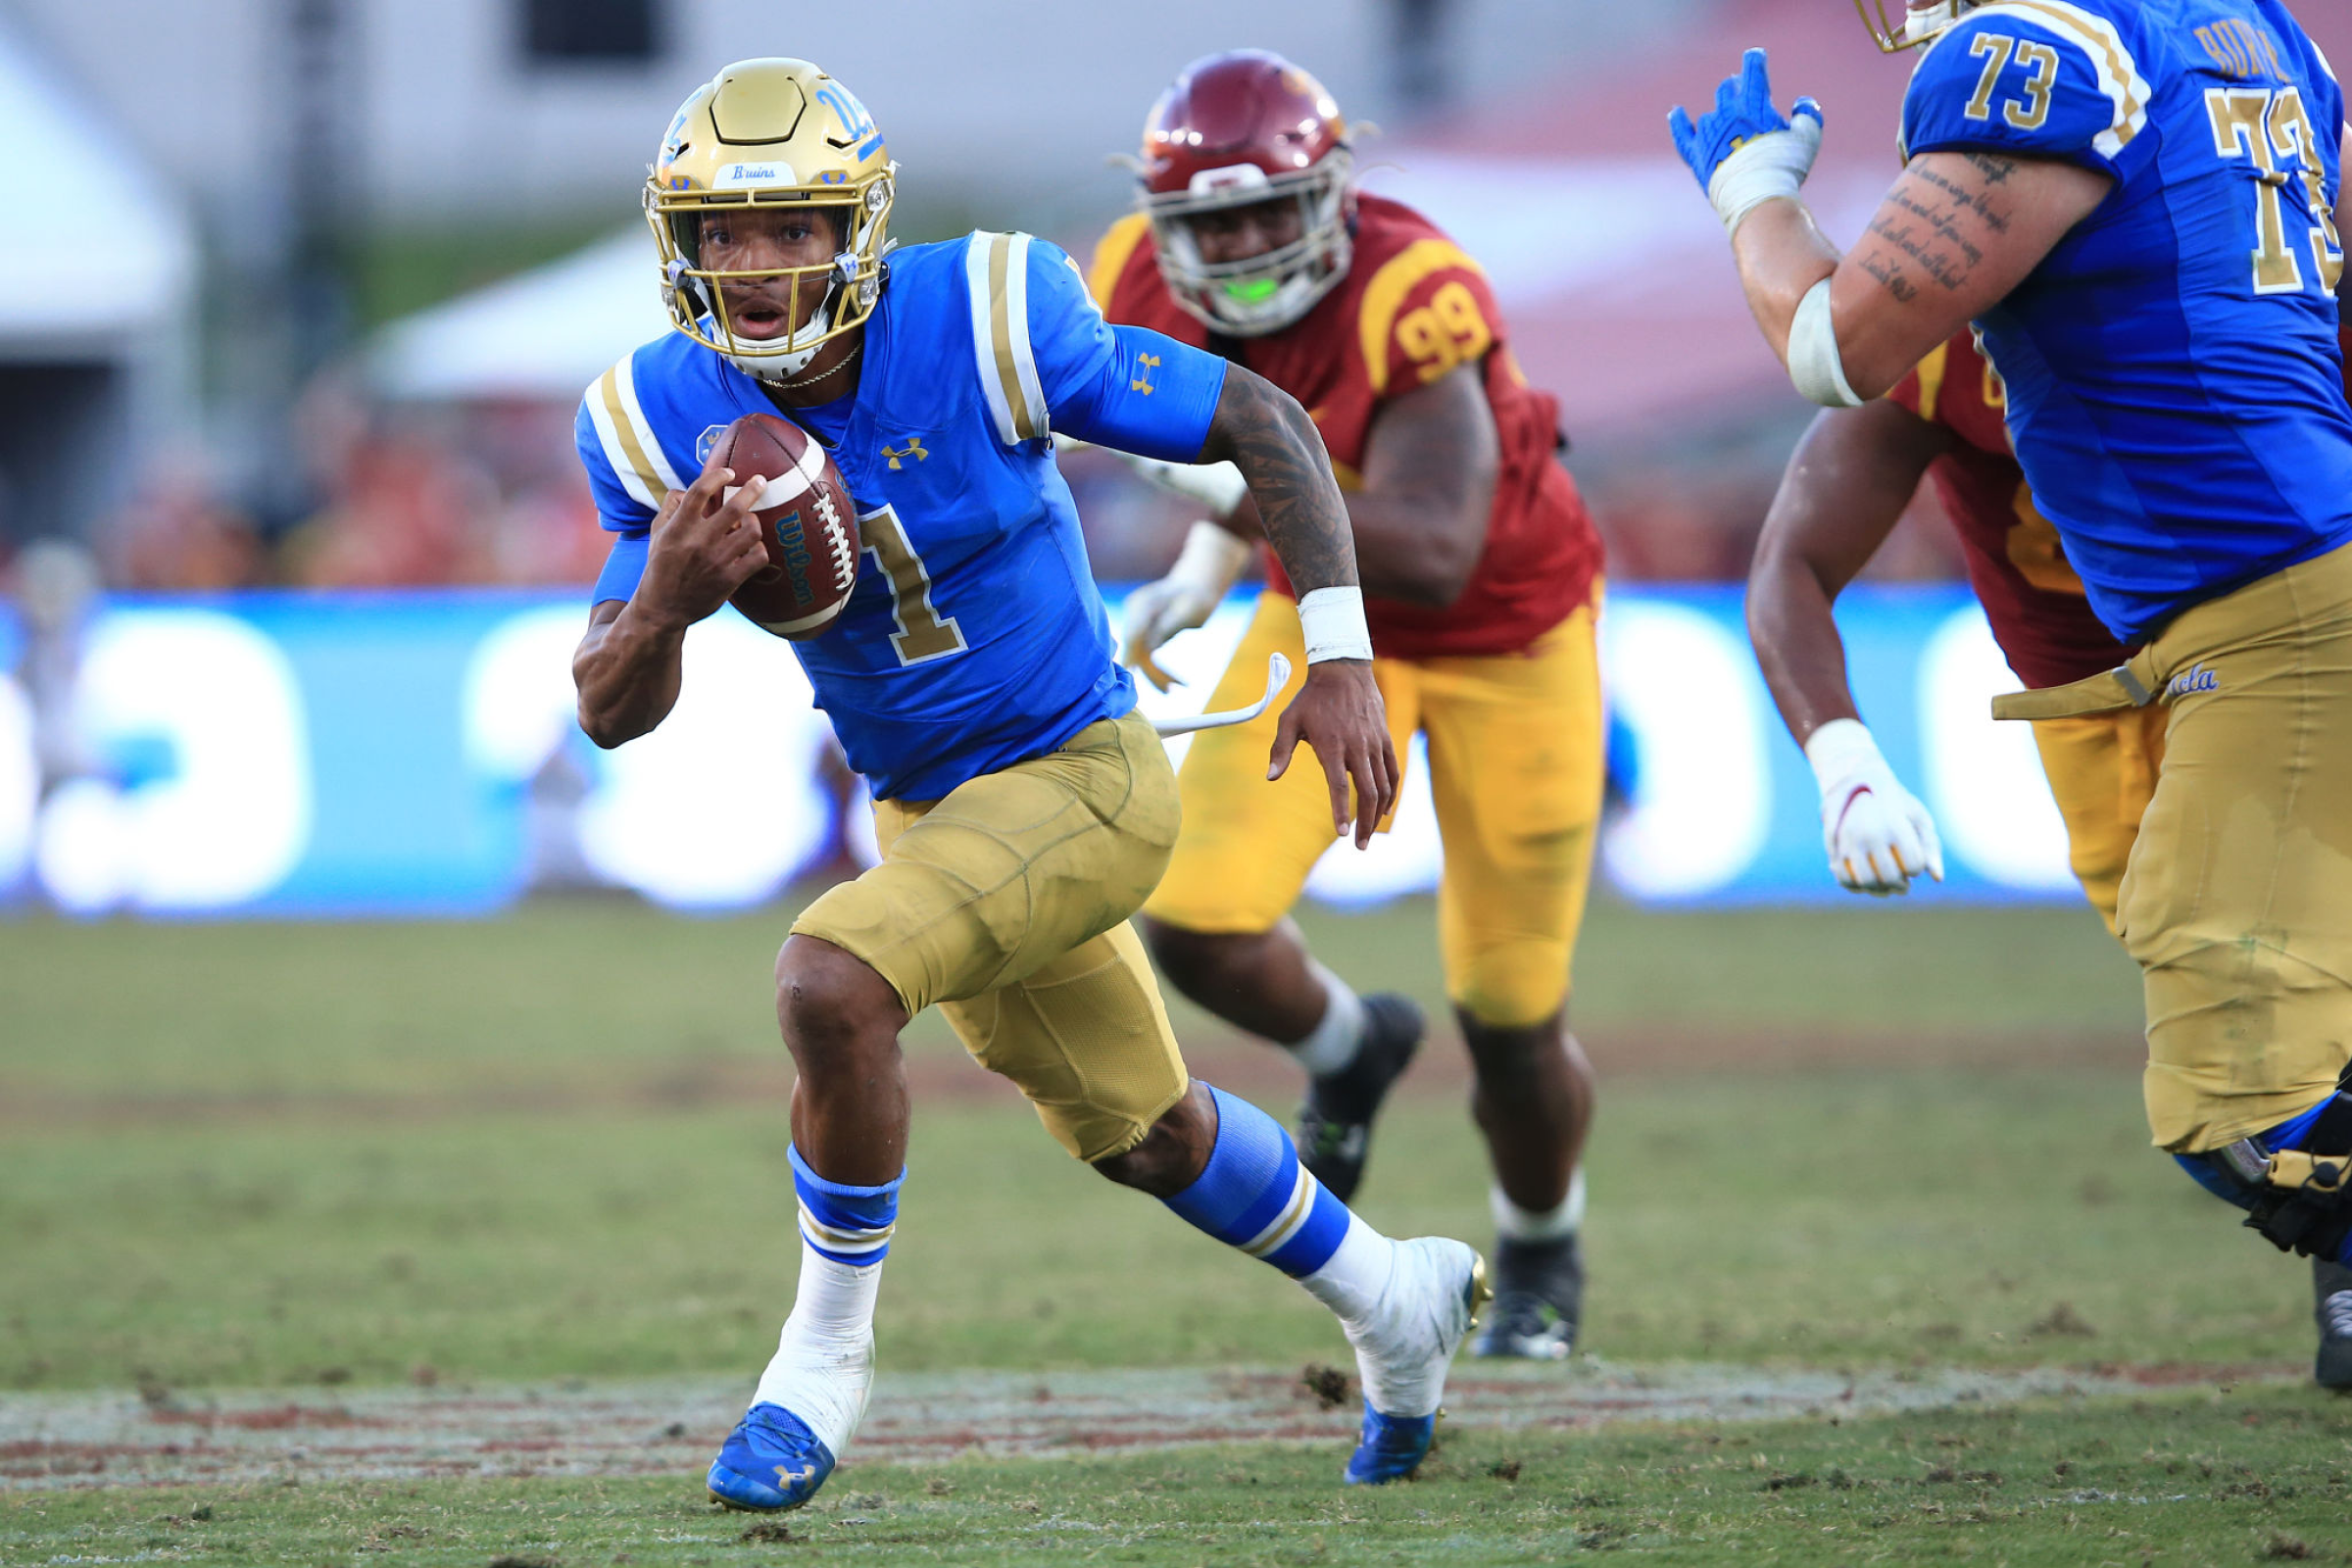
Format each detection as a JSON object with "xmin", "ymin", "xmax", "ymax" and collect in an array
[{"xmin": 645, "ymin": 58, "xmax": 897, "ymax": 381}]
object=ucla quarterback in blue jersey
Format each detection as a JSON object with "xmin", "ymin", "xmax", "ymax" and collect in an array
[
  {"xmin": 1675, "ymin": 5, "xmax": 2352, "ymax": 1321},
  {"xmin": 569, "ymin": 59, "xmax": 1485, "ymax": 1511},
  {"xmin": 579, "ymin": 231, "xmax": 1210, "ymax": 801}
]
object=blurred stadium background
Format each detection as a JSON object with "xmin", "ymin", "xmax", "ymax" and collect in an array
[
  {"xmin": 21, "ymin": 0, "xmax": 2352, "ymax": 916},
  {"xmin": 13, "ymin": 5, "xmax": 2352, "ymax": 1557}
]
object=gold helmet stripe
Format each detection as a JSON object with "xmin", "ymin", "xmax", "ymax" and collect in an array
[
  {"xmin": 966, "ymin": 232, "xmax": 1051, "ymax": 444},
  {"xmin": 589, "ymin": 361, "xmax": 670, "ymax": 510}
]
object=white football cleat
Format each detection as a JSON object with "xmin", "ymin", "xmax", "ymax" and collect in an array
[{"xmin": 1341, "ymin": 1237, "xmax": 1488, "ymax": 1484}]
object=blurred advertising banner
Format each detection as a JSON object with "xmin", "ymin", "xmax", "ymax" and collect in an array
[{"xmin": 0, "ymin": 585, "xmax": 2076, "ymax": 918}]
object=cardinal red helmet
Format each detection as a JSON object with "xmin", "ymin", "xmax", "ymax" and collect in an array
[{"xmin": 1136, "ymin": 50, "xmax": 1354, "ymax": 336}]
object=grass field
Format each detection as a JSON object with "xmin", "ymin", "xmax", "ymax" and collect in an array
[{"xmin": 6, "ymin": 893, "xmax": 2348, "ymax": 1564}]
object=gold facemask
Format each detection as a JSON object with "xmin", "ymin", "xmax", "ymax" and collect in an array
[{"xmin": 644, "ymin": 58, "xmax": 897, "ymax": 379}]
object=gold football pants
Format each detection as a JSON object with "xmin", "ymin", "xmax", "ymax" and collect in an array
[
  {"xmin": 2029, "ymin": 707, "xmax": 2167, "ymax": 936},
  {"xmin": 1143, "ymin": 591, "xmax": 1604, "ymax": 1029},
  {"xmin": 790, "ymin": 711, "xmax": 1191, "ymax": 1162},
  {"xmin": 1997, "ymin": 542, "xmax": 2352, "ymax": 1151}
]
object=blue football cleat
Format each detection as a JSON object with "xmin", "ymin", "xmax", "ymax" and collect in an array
[
  {"xmin": 1344, "ymin": 1401, "xmax": 1439, "ymax": 1485},
  {"xmin": 706, "ymin": 1402, "xmax": 838, "ymax": 1512}
]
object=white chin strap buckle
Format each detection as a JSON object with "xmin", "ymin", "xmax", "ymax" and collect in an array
[{"xmin": 1150, "ymin": 653, "xmax": 1291, "ymax": 738}]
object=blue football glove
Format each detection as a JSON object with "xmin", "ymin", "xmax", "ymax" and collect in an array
[{"xmin": 1668, "ymin": 49, "xmax": 1825, "ymax": 237}]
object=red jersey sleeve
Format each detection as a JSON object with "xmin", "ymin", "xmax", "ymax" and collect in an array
[
  {"xmin": 1355, "ymin": 241, "xmax": 1503, "ymax": 401},
  {"xmin": 1887, "ymin": 343, "xmax": 1947, "ymax": 422}
]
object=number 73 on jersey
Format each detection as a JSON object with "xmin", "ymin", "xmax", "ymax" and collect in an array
[{"xmin": 2205, "ymin": 83, "xmax": 2344, "ymax": 297}]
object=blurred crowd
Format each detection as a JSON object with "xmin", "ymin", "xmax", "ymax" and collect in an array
[
  {"xmin": 89, "ymin": 388, "xmax": 611, "ymax": 595},
  {"xmin": 15, "ymin": 392, "xmax": 1966, "ymax": 600}
]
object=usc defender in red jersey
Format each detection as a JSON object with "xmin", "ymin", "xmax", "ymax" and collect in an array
[
  {"xmin": 1747, "ymin": 324, "xmax": 2352, "ymax": 1388},
  {"xmin": 1088, "ymin": 49, "xmax": 1605, "ymax": 1360}
]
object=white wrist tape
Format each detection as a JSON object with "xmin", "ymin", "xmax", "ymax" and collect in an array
[
  {"xmin": 1705, "ymin": 119, "xmax": 1822, "ymax": 238},
  {"xmin": 1803, "ymin": 717, "xmax": 1884, "ymax": 791},
  {"xmin": 1788, "ymin": 277, "xmax": 1865, "ymax": 410},
  {"xmin": 1298, "ymin": 586, "xmax": 1374, "ymax": 663},
  {"xmin": 1167, "ymin": 519, "xmax": 1253, "ymax": 599}
]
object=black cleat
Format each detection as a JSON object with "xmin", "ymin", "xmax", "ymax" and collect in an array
[
  {"xmin": 1474, "ymin": 1232, "xmax": 1585, "ymax": 1361},
  {"xmin": 1296, "ymin": 993, "xmax": 1424, "ymax": 1203},
  {"xmin": 2317, "ymin": 1260, "xmax": 2352, "ymax": 1392}
]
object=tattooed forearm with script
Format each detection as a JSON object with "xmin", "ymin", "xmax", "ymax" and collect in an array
[
  {"xmin": 1197, "ymin": 363, "xmax": 1359, "ymax": 593},
  {"xmin": 1853, "ymin": 154, "xmax": 2018, "ymax": 306},
  {"xmin": 1728, "ymin": 148, "xmax": 2111, "ymax": 400},
  {"xmin": 1825, "ymin": 149, "xmax": 2111, "ymax": 396}
]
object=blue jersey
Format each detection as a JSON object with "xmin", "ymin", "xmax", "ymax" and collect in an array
[
  {"xmin": 577, "ymin": 232, "xmax": 1227, "ymax": 800},
  {"xmin": 1901, "ymin": 0, "xmax": 2352, "ymax": 643}
]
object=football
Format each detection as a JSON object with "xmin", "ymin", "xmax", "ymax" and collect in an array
[{"xmin": 710, "ymin": 413, "xmax": 862, "ymax": 639}]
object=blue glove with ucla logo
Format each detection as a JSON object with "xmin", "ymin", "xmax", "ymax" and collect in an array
[{"xmin": 1669, "ymin": 49, "xmax": 1825, "ymax": 238}]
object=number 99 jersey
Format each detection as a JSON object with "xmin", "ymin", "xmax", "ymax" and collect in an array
[
  {"xmin": 1089, "ymin": 194, "xmax": 1602, "ymax": 659},
  {"xmin": 1901, "ymin": 0, "xmax": 2352, "ymax": 646}
]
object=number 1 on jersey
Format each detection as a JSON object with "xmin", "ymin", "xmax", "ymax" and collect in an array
[{"xmin": 860, "ymin": 504, "xmax": 967, "ymax": 665}]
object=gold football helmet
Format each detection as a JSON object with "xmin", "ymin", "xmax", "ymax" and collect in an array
[
  {"xmin": 1854, "ymin": 0, "xmax": 1978, "ymax": 52},
  {"xmin": 644, "ymin": 58, "xmax": 896, "ymax": 381}
]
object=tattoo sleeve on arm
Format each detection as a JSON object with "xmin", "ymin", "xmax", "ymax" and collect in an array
[
  {"xmin": 1824, "ymin": 149, "xmax": 2110, "ymax": 398},
  {"xmin": 1198, "ymin": 364, "xmax": 1360, "ymax": 594},
  {"xmin": 1855, "ymin": 154, "xmax": 2018, "ymax": 305}
]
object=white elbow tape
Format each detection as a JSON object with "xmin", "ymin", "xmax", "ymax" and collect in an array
[
  {"xmin": 1788, "ymin": 277, "xmax": 1866, "ymax": 410},
  {"xmin": 1298, "ymin": 586, "xmax": 1375, "ymax": 664}
]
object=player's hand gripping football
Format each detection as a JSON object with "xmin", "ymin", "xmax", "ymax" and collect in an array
[
  {"xmin": 1804, "ymin": 718, "xmax": 1945, "ymax": 897},
  {"xmin": 1668, "ymin": 48, "xmax": 1825, "ymax": 237},
  {"xmin": 636, "ymin": 455, "xmax": 772, "ymax": 629},
  {"xmin": 1269, "ymin": 661, "xmax": 1399, "ymax": 851}
]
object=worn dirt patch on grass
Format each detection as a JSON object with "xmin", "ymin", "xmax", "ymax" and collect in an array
[
  {"xmin": 0, "ymin": 1360, "xmax": 2274, "ymax": 1491},
  {"xmin": 0, "ymin": 1028, "xmax": 2143, "ymax": 1132}
]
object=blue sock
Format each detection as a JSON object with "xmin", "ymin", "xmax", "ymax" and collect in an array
[
  {"xmin": 790, "ymin": 1146, "xmax": 902, "ymax": 1266},
  {"xmin": 1163, "ymin": 1085, "xmax": 1352, "ymax": 1278}
]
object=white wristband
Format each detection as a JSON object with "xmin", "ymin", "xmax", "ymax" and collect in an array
[
  {"xmin": 1298, "ymin": 586, "xmax": 1374, "ymax": 663},
  {"xmin": 1802, "ymin": 717, "xmax": 1883, "ymax": 791},
  {"xmin": 1788, "ymin": 277, "xmax": 1865, "ymax": 409}
]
